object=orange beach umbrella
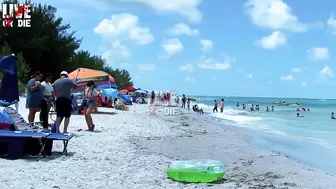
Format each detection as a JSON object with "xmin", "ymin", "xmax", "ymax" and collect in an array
[{"xmin": 68, "ymin": 68, "xmax": 115, "ymax": 83}]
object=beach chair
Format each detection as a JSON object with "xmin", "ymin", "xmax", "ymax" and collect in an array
[{"xmin": 0, "ymin": 107, "xmax": 74, "ymax": 158}]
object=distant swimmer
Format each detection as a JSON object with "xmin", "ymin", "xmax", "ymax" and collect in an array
[
  {"xmin": 307, "ymin": 108, "xmax": 310, "ymax": 111},
  {"xmin": 271, "ymin": 106, "xmax": 274, "ymax": 111},
  {"xmin": 332, "ymin": 112, "xmax": 335, "ymax": 119},
  {"xmin": 296, "ymin": 113, "xmax": 304, "ymax": 117},
  {"xmin": 302, "ymin": 107, "xmax": 306, "ymax": 111},
  {"xmin": 250, "ymin": 104, "xmax": 254, "ymax": 111},
  {"xmin": 266, "ymin": 106, "xmax": 270, "ymax": 112},
  {"xmin": 296, "ymin": 108, "xmax": 300, "ymax": 111},
  {"xmin": 220, "ymin": 99, "xmax": 224, "ymax": 113},
  {"xmin": 243, "ymin": 104, "xmax": 246, "ymax": 110},
  {"xmin": 256, "ymin": 105, "xmax": 260, "ymax": 111},
  {"xmin": 236, "ymin": 103, "xmax": 239, "ymax": 107}
]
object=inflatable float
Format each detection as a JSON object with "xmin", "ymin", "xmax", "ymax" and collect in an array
[{"xmin": 167, "ymin": 159, "xmax": 225, "ymax": 183}]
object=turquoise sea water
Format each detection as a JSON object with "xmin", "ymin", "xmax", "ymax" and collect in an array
[{"xmin": 190, "ymin": 96, "xmax": 336, "ymax": 174}]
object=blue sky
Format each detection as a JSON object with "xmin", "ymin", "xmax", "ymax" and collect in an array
[{"xmin": 34, "ymin": 0, "xmax": 336, "ymax": 98}]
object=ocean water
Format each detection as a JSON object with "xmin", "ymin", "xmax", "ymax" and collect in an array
[{"xmin": 189, "ymin": 96, "xmax": 336, "ymax": 174}]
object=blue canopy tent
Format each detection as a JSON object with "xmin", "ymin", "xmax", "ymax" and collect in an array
[
  {"xmin": 0, "ymin": 55, "xmax": 19, "ymax": 106},
  {"xmin": 95, "ymin": 83, "xmax": 117, "ymax": 90}
]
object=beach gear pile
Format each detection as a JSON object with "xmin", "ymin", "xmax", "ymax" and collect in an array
[{"xmin": 167, "ymin": 159, "xmax": 225, "ymax": 183}]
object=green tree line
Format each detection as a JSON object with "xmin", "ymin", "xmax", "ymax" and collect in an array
[{"xmin": 0, "ymin": 0, "xmax": 133, "ymax": 94}]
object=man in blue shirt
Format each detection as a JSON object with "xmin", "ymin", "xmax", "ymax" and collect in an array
[{"xmin": 53, "ymin": 71, "xmax": 77, "ymax": 133}]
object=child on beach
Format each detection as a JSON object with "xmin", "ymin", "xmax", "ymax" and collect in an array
[
  {"xmin": 220, "ymin": 99, "xmax": 224, "ymax": 113},
  {"xmin": 213, "ymin": 100, "xmax": 218, "ymax": 113}
]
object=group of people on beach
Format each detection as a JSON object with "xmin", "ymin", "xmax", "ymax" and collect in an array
[{"xmin": 26, "ymin": 71, "xmax": 100, "ymax": 133}]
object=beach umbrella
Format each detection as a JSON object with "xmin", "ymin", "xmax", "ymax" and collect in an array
[
  {"xmin": 119, "ymin": 89, "xmax": 128, "ymax": 94},
  {"xmin": 68, "ymin": 68, "xmax": 115, "ymax": 83},
  {"xmin": 123, "ymin": 86, "xmax": 137, "ymax": 92},
  {"xmin": 135, "ymin": 89, "xmax": 147, "ymax": 94},
  {"xmin": 95, "ymin": 83, "xmax": 117, "ymax": 90},
  {"xmin": 101, "ymin": 88, "xmax": 119, "ymax": 99},
  {"xmin": 0, "ymin": 55, "xmax": 19, "ymax": 103}
]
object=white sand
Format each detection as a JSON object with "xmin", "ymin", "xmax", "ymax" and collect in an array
[{"xmin": 0, "ymin": 97, "xmax": 335, "ymax": 189}]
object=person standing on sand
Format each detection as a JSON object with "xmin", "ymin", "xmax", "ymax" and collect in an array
[
  {"xmin": 182, "ymin": 94, "xmax": 186, "ymax": 108},
  {"xmin": 82, "ymin": 80, "xmax": 99, "ymax": 131},
  {"xmin": 26, "ymin": 71, "xmax": 44, "ymax": 124},
  {"xmin": 53, "ymin": 71, "xmax": 77, "ymax": 133},
  {"xmin": 187, "ymin": 98, "xmax": 190, "ymax": 110},
  {"xmin": 150, "ymin": 91, "xmax": 155, "ymax": 104},
  {"xmin": 213, "ymin": 100, "xmax": 218, "ymax": 113},
  {"xmin": 220, "ymin": 99, "xmax": 224, "ymax": 113}
]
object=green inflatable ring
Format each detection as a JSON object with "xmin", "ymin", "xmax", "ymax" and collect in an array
[{"xmin": 167, "ymin": 159, "xmax": 225, "ymax": 183}]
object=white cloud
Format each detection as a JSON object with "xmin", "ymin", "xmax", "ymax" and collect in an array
[
  {"xmin": 200, "ymin": 39, "xmax": 213, "ymax": 52},
  {"xmin": 159, "ymin": 38, "xmax": 183, "ymax": 59},
  {"xmin": 280, "ymin": 75, "xmax": 293, "ymax": 81},
  {"xmin": 256, "ymin": 31, "xmax": 286, "ymax": 49},
  {"xmin": 247, "ymin": 73, "xmax": 253, "ymax": 78},
  {"xmin": 245, "ymin": 0, "xmax": 307, "ymax": 32},
  {"xmin": 137, "ymin": 64, "xmax": 156, "ymax": 72},
  {"xmin": 327, "ymin": 14, "xmax": 336, "ymax": 35},
  {"xmin": 300, "ymin": 82, "xmax": 307, "ymax": 86},
  {"xmin": 93, "ymin": 13, "xmax": 154, "ymax": 45},
  {"xmin": 112, "ymin": 0, "xmax": 202, "ymax": 23},
  {"xmin": 307, "ymin": 47, "xmax": 329, "ymax": 61},
  {"xmin": 101, "ymin": 41, "xmax": 130, "ymax": 66},
  {"xmin": 185, "ymin": 77, "xmax": 194, "ymax": 82},
  {"xmin": 198, "ymin": 55, "xmax": 233, "ymax": 70},
  {"xmin": 168, "ymin": 23, "xmax": 199, "ymax": 36},
  {"xmin": 179, "ymin": 64, "xmax": 194, "ymax": 72},
  {"xmin": 315, "ymin": 66, "xmax": 334, "ymax": 84},
  {"xmin": 292, "ymin": 68, "xmax": 301, "ymax": 72},
  {"xmin": 319, "ymin": 66, "xmax": 333, "ymax": 78}
]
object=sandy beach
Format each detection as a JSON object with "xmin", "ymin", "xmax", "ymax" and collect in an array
[{"xmin": 0, "ymin": 97, "xmax": 336, "ymax": 189}]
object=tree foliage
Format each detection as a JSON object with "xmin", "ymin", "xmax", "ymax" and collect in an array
[{"xmin": 0, "ymin": 0, "xmax": 133, "ymax": 91}]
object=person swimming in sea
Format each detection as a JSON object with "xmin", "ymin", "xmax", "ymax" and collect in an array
[
  {"xmin": 302, "ymin": 107, "xmax": 306, "ymax": 111},
  {"xmin": 307, "ymin": 108, "xmax": 310, "ymax": 111},
  {"xmin": 266, "ymin": 106, "xmax": 270, "ymax": 112},
  {"xmin": 332, "ymin": 112, "xmax": 335, "ymax": 119},
  {"xmin": 271, "ymin": 106, "xmax": 274, "ymax": 111},
  {"xmin": 255, "ymin": 104, "xmax": 260, "ymax": 111},
  {"xmin": 296, "ymin": 108, "xmax": 300, "ymax": 111},
  {"xmin": 250, "ymin": 104, "xmax": 254, "ymax": 111},
  {"xmin": 243, "ymin": 104, "xmax": 246, "ymax": 110},
  {"xmin": 296, "ymin": 113, "xmax": 304, "ymax": 117},
  {"xmin": 236, "ymin": 103, "xmax": 239, "ymax": 107}
]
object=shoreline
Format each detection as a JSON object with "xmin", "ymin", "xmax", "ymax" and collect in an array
[{"xmin": 0, "ymin": 100, "xmax": 336, "ymax": 188}]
